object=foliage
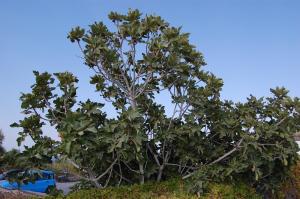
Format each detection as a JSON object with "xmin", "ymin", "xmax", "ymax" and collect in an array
[
  {"xmin": 0, "ymin": 129, "xmax": 5, "ymax": 155},
  {"xmin": 0, "ymin": 130, "xmax": 30, "ymax": 172},
  {"xmin": 276, "ymin": 160, "xmax": 300, "ymax": 198},
  {"xmin": 0, "ymin": 149, "xmax": 22, "ymax": 170},
  {"xmin": 41, "ymin": 179, "xmax": 261, "ymax": 199},
  {"xmin": 12, "ymin": 9, "xmax": 300, "ymax": 195},
  {"xmin": 47, "ymin": 186, "xmax": 64, "ymax": 197},
  {"xmin": 69, "ymin": 179, "xmax": 96, "ymax": 192},
  {"xmin": 46, "ymin": 161, "xmax": 81, "ymax": 178},
  {"xmin": 185, "ymin": 88, "xmax": 300, "ymax": 193}
]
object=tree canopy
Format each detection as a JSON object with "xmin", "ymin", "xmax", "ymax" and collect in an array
[
  {"xmin": 11, "ymin": 9, "xmax": 300, "ymax": 194},
  {"xmin": 0, "ymin": 129, "xmax": 5, "ymax": 155}
]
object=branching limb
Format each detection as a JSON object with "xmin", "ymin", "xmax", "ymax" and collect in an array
[
  {"xmin": 95, "ymin": 158, "xmax": 118, "ymax": 181},
  {"xmin": 209, "ymin": 138, "xmax": 244, "ymax": 165},
  {"xmin": 146, "ymin": 143, "xmax": 161, "ymax": 167},
  {"xmin": 122, "ymin": 161, "xmax": 140, "ymax": 174},
  {"xmin": 182, "ymin": 138, "xmax": 244, "ymax": 180}
]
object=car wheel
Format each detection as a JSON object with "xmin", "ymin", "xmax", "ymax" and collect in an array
[{"xmin": 46, "ymin": 185, "xmax": 55, "ymax": 194}]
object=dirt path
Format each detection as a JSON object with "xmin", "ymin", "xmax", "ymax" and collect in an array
[
  {"xmin": 56, "ymin": 182, "xmax": 79, "ymax": 195},
  {"xmin": 0, "ymin": 187, "xmax": 45, "ymax": 199}
]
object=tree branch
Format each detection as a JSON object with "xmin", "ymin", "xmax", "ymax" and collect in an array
[
  {"xmin": 182, "ymin": 138, "xmax": 244, "ymax": 180},
  {"xmin": 95, "ymin": 158, "xmax": 118, "ymax": 181},
  {"xmin": 146, "ymin": 143, "xmax": 161, "ymax": 167},
  {"xmin": 209, "ymin": 138, "xmax": 243, "ymax": 165}
]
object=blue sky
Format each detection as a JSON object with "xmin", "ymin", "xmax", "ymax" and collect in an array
[{"xmin": 0, "ymin": 0, "xmax": 299, "ymax": 150}]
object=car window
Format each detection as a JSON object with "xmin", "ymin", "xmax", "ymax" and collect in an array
[
  {"xmin": 42, "ymin": 173, "xmax": 52, "ymax": 180},
  {"xmin": 33, "ymin": 172, "xmax": 43, "ymax": 180}
]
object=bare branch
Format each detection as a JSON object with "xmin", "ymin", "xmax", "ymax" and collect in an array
[
  {"xmin": 104, "ymin": 167, "xmax": 113, "ymax": 187},
  {"xmin": 146, "ymin": 143, "xmax": 161, "ymax": 167},
  {"xmin": 209, "ymin": 138, "xmax": 243, "ymax": 165},
  {"xmin": 32, "ymin": 108, "xmax": 51, "ymax": 122},
  {"xmin": 95, "ymin": 158, "xmax": 118, "ymax": 181},
  {"xmin": 114, "ymin": 169, "xmax": 133, "ymax": 184},
  {"xmin": 122, "ymin": 161, "xmax": 140, "ymax": 174},
  {"xmin": 276, "ymin": 116, "xmax": 288, "ymax": 126},
  {"xmin": 182, "ymin": 138, "xmax": 244, "ymax": 180},
  {"xmin": 165, "ymin": 163, "xmax": 198, "ymax": 170}
]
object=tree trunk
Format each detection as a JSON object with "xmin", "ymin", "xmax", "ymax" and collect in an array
[
  {"xmin": 139, "ymin": 162, "xmax": 145, "ymax": 184},
  {"xmin": 131, "ymin": 97, "xmax": 145, "ymax": 185},
  {"xmin": 93, "ymin": 179, "xmax": 102, "ymax": 188},
  {"xmin": 156, "ymin": 165, "xmax": 164, "ymax": 182}
]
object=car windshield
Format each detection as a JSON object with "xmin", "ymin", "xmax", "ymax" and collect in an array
[
  {"xmin": 42, "ymin": 173, "xmax": 53, "ymax": 180},
  {"xmin": 1, "ymin": 169, "xmax": 54, "ymax": 181},
  {"xmin": 4, "ymin": 169, "xmax": 22, "ymax": 176},
  {"xmin": 29, "ymin": 170, "xmax": 54, "ymax": 180}
]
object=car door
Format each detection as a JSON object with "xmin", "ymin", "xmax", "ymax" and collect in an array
[
  {"xmin": 19, "ymin": 180, "xmax": 35, "ymax": 192},
  {"xmin": 19, "ymin": 170, "xmax": 43, "ymax": 192},
  {"xmin": 10, "ymin": 171, "xmax": 33, "ymax": 191},
  {"xmin": 30, "ymin": 171, "xmax": 49, "ymax": 193},
  {"xmin": 38, "ymin": 172, "xmax": 52, "ymax": 192},
  {"xmin": 18, "ymin": 170, "xmax": 54, "ymax": 193}
]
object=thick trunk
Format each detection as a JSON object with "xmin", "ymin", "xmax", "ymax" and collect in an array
[
  {"xmin": 156, "ymin": 165, "xmax": 164, "ymax": 182},
  {"xmin": 93, "ymin": 180, "xmax": 102, "ymax": 188},
  {"xmin": 139, "ymin": 162, "xmax": 145, "ymax": 184},
  {"xmin": 131, "ymin": 98, "xmax": 145, "ymax": 184}
]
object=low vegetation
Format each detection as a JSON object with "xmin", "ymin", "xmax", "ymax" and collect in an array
[
  {"xmin": 276, "ymin": 160, "xmax": 300, "ymax": 198},
  {"xmin": 44, "ymin": 179, "xmax": 261, "ymax": 199},
  {"xmin": 41, "ymin": 161, "xmax": 299, "ymax": 198},
  {"xmin": 39, "ymin": 161, "xmax": 300, "ymax": 199}
]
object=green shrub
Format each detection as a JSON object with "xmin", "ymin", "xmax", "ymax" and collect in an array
[
  {"xmin": 205, "ymin": 183, "xmax": 261, "ymax": 199},
  {"xmin": 276, "ymin": 160, "xmax": 300, "ymax": 198},
  {"xmin": 34, "ymin": 161, "xmax": 300, "ymax": 199},
  {"xmin": 41, "ymin": 179, "xmax": 261, "ymax": 199}
]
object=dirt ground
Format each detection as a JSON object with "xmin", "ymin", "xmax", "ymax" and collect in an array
[{"xmin": 0, "ymin": 187, "xmax": 45, "ymax": 199}]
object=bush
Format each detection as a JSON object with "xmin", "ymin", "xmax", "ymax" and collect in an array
[
  {"xmin": 39, "ymin": 161, "xmax": 299, "ymax": 199},
  {"xmin": 276, "ymin": 160, "xmax": 300, "ymax": 198},
  {"xmin": 32, "ymin": 161, "xmax": 300, "ymax": 199},
  {"xmin": 42, "ymin": 179, "xmax": 261, "ymax": 199},
  {"xmin": 205, "ymin": 183, "xmax": 261, "ymax": 199}
]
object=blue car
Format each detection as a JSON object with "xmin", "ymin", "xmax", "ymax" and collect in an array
[{"xmin": 0, "ymin": 169, "xmax": 56, "ymax": 193}]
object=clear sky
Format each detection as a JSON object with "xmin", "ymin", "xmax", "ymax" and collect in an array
[{"xmin": 0, "ymin": 0, "xmax": 299, "ymax": 150}]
